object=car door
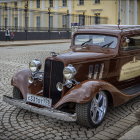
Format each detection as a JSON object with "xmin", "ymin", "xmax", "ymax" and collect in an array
[{"xmin": 118, "ymin": 35, "xmax": 140, "ymax": 90}]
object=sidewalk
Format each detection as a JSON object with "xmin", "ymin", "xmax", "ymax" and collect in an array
[
  {"xmin": 119, "ymin": 126, "xmax": 140, "ymax": 140},
  {"xmin": 119, "ymin": 111, "xmax": 140, "ymax": 140},
  {"xmin": 0, "ymin": 39, "xmax": 70, "ymax": 47}
]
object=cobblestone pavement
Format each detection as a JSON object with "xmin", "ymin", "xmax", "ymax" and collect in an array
[{"xmin": 0, "ymin": 43, "xmax": 140, "ymax": 140}]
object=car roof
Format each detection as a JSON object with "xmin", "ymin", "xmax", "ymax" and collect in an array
[{"xmin": 75, "ymin": 25, "xmax": 140, "ymax": 36}]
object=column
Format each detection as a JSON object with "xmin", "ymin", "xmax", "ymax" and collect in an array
[
  {"xmin": 0, "ymin": 7, "xmax": 3, "ymax": 26},
  {"xmin": 53, "ymin": 0, "xmax": 59, "ymax": 28},
  {"xmin": 126, "ymin": 0, "xmax": 130, "ymax": 25},
  {"xmin": 7, "ymin": 6, "xmax": 12, "ymax": 27},
  {"xmin": 41, "ymin": 0, "xmax": 46, "ymax": 27},
  {"xmin": 29, "ymin": 1, "xmax": 34, "ymax": 28},
  {"xmin": 68, "ymin": 0, "xmax": 72, "ymax": 28},
  {"xmin": 18, "ymin": 2, "xmax": 23, "ymax": 28},
  {"xmin": 41, "ymin": 0, "xmax": 45, "ymax": 9},
  {"xmin": 134, "ymin": 0, "xmax": 138, "ymax": 25}
]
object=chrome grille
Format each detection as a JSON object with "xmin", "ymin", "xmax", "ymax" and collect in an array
[{"xmin": 43, "ymin": 60, "xmax": 64, "ymax": 104}]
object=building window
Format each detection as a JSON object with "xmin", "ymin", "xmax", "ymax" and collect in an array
[
  {"xmin": 14, "ymin": 2, "xmax": 17, "ymax": 7},
  {"xmin": 14, "ymin": 17, "xmax": 18, "ymax": 27},
  {"xmin": 36, "ymin": 16, "xmax": 40, "ymax": 27},
  {"xmin": 14, "ymin": 2, "xmax": 18, "ymax": 10},
  {"xmin": 62, "ymin": 15, "xmax": 69, "ymax": 28},
  {"xmin": 36, "ymin": 0, "xmax": 40, "ymax": 8},
  {"xmin": 4, "ymin": 3, "xmax": 7, "ymax": 10},
  {"xmin": 4, "ymin": 18, "xmax": 7, "ymax": 27},
  {"xmin": 79, "ymin": 15, "xmax": 85, "ymax": 25},
  {"xmin": 50, "ymin": 16, "xmax": 53, "ymax": 28},
  {"xmin": 94, "ymin": 0, "xmax": 100, "ymax": 4},
  {"xmin": 49, "ymin": 0, "xmax": 53, "ymax": 7},
  {"xmin": 95, "ymin": 13, "xmax": 100, "ymax": 24},
  {"xmin": 79, "ymin": 0, "xmax": 84, "ymax": 5},
  {"xmin": 62, "ymin": 0, "xmax": 67, "ymax": 7}
]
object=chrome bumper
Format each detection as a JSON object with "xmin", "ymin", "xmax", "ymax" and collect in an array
[{"xmin": 3, "ymin": 95, "xmax": 77, "ymax": 122}]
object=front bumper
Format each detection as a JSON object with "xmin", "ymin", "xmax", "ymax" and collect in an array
[{"xmin": 3, "ymin": 95, "xmax": 77, "ymax": 122}]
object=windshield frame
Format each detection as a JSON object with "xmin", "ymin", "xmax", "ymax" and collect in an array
[
  {"xmin": 73, "ymin": 33, "xmax": 118, "ymax": 49},
  {"xmin": 71, "ymin": 33, "xmax": 120, "ymax": 54}
]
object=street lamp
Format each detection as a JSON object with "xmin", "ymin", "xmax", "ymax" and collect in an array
[{"xmin": 24, "ymin": 0, "xmax": 28, "ymax": 40}]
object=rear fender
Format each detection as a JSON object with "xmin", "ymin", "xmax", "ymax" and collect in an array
[{"xmin": 54, "ymin": 80, "xmax": 132, "ymax": 108}]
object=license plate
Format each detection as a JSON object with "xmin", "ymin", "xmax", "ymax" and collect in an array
[{"xmin": 26, "ymin": 93, "xmax": 52, "ymax": 108}]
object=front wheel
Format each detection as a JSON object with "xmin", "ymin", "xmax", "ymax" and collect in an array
[{"xmin": 76, "ymin": 91, "xmax": 108, "ymax": 128}]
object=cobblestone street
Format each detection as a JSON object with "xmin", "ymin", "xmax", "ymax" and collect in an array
[{"xmin": 0, "ymin": 43, "xmax": 140, "ymax": 140}]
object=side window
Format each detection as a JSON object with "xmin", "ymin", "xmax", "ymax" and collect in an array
[{"xmin": 121, "ymin": 36, "xmax": 140, "ymax": 51}]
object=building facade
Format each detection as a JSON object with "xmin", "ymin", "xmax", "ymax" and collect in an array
[
  {"xmin": 0, "ymin": 0, "xmax": 139, "ymax": 31},
  {"xmin": 120, "ymin": 0, "xmax": 138, "ymax": 25}
]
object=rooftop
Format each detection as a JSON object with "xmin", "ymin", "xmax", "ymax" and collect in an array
[
  {"xmin": 78, "ymin": 25, "xmax": 140, "ymax": 31},
  {"xmin": 75, "ymin": 25, "xmax": 140, "ymax": 35}
]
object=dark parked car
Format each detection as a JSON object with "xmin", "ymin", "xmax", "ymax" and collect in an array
[{"xmin": 3, "ymin": 25, "xmax": 140, "ymax": 127}]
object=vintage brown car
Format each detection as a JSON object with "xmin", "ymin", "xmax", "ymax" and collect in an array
[{"xmin": 3, "ymin": 25, "xmax": 140, "ymax": 127}]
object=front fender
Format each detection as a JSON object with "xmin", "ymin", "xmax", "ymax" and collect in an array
[
  {"xmin": 11, "ymin": 69, "xmax": 43, "ymax": 99},
  {"xmin": 54, "ymin": 80, "xmax": 133, "ymax": 108}
]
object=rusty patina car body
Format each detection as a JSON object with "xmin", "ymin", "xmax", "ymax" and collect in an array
[{"xmin": 3, "ymin": 25, "xmax": 140, "ymax": 127}]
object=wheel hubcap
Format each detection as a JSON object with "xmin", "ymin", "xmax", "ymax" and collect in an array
[{"xmin": 90, "ymin": 91, "xmax": 107, "ymax": 124}]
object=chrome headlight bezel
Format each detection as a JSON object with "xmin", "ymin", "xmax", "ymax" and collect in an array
[
  {"xmin": 29, "ymin": 59, "xmax": 42, "ymax": 73},
  {"xmin": 63, "ymin": 64, "xmax": 77, "ymax": 80}
]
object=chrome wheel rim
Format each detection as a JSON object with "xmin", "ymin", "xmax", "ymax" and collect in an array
[{"xmin": 90, "ymin": 91, "xmax": 107, "ymax": 124}]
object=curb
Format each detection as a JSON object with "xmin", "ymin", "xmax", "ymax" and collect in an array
[{"xmin": 0, "ymin": 40, "xmax": 70, "ymax": 47}]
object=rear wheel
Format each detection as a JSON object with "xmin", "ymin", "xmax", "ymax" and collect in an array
[
  {"xmin": 13, "ymin": 87, "xmax": 23, "ymax": 99},
  {"xmin": 76, "ymin": 91, "xmax": 108, "ymax": 127}
]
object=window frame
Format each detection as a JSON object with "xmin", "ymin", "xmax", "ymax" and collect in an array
[
  {"xmin": 94, "ymin": 0, "xmax": 100, "ymax": 4},
  {"xmin": 121, "ymin": 35, "xmax": 140, "ymax": 52},
  {"xmin": 50, "ymin": 16, "xmax": 53, "ymax": 28},
  {"xmin": 79, "ymin": 0, "xmax": 84, "ymax": 5},
  {"xmin": 62, "ymin": 0, "xmax": 67, "ymax": 7},
  {"xmin": 49, "ymin": 0, "xmax": 53, "ymax": 7},
  {"xmin": 14, "ymin": 17, "xmax": 18, "ymax": 27},
  {"xmin": 62, "ymin": 15, "xmax": 69, "ymax": 28},
  {"xmin": 36, "ymin": 0, "xmax": 40, "ymax": 8},
  {"xmin": 36, "ymin": 16, "xmax": 40, "ymax": 28},
  {"xmin": 74, "ymin": 34, "xmax": 118, "ymax": 49},
  {"xmin": 79, "ymin": 14, "xmax": 85, "ymax": 26},
  {"xmin": 4, "ymin": 17, "xmax": 8, "ymax": 27},
  {"xmin": 4, "ymin": 3, "xmax": 7, "ymax": 11}
]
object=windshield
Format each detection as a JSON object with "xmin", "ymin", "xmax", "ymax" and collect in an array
[{"xmin": 74, "ymin": 34, "xmax": 118, "ymax": 49}]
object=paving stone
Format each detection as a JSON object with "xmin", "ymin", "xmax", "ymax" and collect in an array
[
  {"xmin": 54, "ymin": 136, "xmax": 62, "ymax": 140},
  {"xmin": 107, "ymin": 126, "xmax": 124, "ymax": 133},
  {"xmin": 86, "ymin": 132, "xmax": 94, "ymax": 138},
  {"xmin": 93, "ymin": 134, "xmax": 110, "ymax": 140},
  {"xmin": 99, "ymin": 131, "xmax": 117, "ymax": 139},
  {"xmin": 104, "ymin": 128, "xmax": 120, "ymax": 135},
  {"xmin": 113, "ymin": 123, "xmax": 128, "ymax": 129},
  {"xmin": 89, "ymin": 137, "xmax": 100, "ymax": 140},
  {"xmin": 119, "ymin": 119, "xmax": 135, "ymax": 125}
]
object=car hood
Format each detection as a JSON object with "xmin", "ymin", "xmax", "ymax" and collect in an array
[{"xmin": 51, "ymin": 51, "xmax": 116, "ymax": 65}]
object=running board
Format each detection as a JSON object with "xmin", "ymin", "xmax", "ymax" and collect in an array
[
  {"xmin": 3, "ymin": 95, "xmax": 77, "ymax": 122},
  {"xmin": 121, "ymin": 84, "xmax": 140, "ymax": 95}
]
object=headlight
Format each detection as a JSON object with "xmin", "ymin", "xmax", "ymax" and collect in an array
[
  {"xmin": 63, "ymin": 64, "xmax": 77, "ymax": 80},
  {"xmin": 29, "ymin": 59, "xmax": 42, "ymax": 72}
]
